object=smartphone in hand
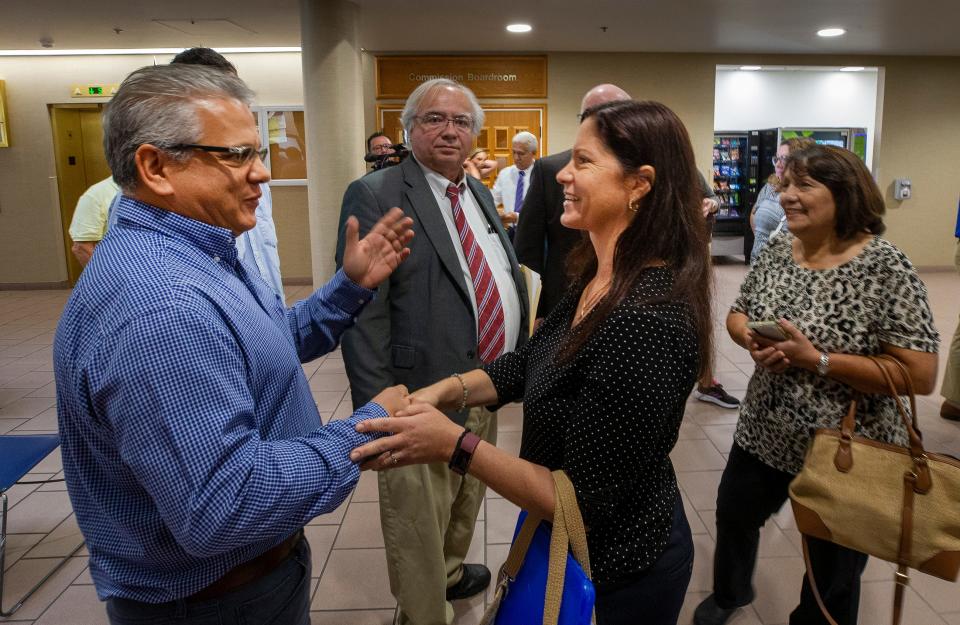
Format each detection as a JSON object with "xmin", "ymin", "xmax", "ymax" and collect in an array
[{"xmin": 746, "ymin": 320, "xmax": 788, "ymax": 341}]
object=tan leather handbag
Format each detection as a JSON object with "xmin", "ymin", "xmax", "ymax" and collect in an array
[{"xmin": 789, "ymin": 354, "xmax": 960, "ymax": 625}]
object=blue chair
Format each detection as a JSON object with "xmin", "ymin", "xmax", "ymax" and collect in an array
[{"xmin": 0, "ymin": 434, "xmax": 85, "ymax": 617}]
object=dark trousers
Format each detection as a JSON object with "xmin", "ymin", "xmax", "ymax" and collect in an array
[
  {"xmin": 106, "ymin": 537, "xmax": 312, "ymax": 625},
  {"xmin": 713, "ymin": 443, "xmax": 868, "ymax": 625},
  {"xmin": 594, "ymin": 494, "xmax": 694, "ymax": 625}
]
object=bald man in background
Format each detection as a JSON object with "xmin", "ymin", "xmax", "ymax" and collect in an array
[
  {"xmin": 514, "ymin": 84, "xmax": 631, "ymax": 321},
  {"xmin": 513, "ymin": 84, "xmax": 739, "ymax": 408}
]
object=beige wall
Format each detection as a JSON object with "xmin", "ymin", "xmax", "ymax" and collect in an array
[
  {"xmin": 871, "ymin": 57, "xmax": 960, "ymax": 267},
  {"xmin": 0, "ymin": 52, "xmax": 303, "ymax": 285},
  {"xmin": 1, "ymin": 51, "xmax": 957, "ymax": 286},
  {"xmin": 546, "ymin": 52, "xmax": 717, "ymax": 190}
]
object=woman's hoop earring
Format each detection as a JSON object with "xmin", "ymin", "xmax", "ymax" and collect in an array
[{"xmin": 628, "ymin": 198, "xmax": 641, "ymax": 213}]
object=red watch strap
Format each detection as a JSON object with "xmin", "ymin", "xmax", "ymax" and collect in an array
[
  {"xmin": 461, "ymin": 431, "xmax": 481, "ymax": 455},
  {"xmin": 449, "ymin": 429, "xmax": 482, "ymax": 475}
]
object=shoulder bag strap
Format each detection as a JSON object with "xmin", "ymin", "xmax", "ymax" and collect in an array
[
  {"xmin": 543, "ymin": 470, "xmax": 593, "ymax": 625},
  {"xmin": 801, "ymin": 536, "xmax": 841, "ymax": 625},
  {"xmin": 867, "ymin": 356, "xmax": 931, "ymax": 491},
  {"xmin": 479, "ymin": 512, "xmax": 542, "ymax": 625}
]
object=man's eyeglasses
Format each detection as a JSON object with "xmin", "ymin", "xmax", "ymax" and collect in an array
[
  {"xmin": 416, "ymin": 113, "xmax": 473, "ymax": 132},
  {"xmin": 170, "ymin": 144, "xmax": 268, "ymax": 166},
  {"xmin": 771, "ymin": 156, "xmax": 788, "ymax": 165}
]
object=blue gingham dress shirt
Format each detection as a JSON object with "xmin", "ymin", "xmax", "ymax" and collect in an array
[{"xmin": 54, "ymin": 197, "xmax": 386, "ymax": 602}]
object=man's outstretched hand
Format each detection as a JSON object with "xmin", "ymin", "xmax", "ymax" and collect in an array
[{"xmin": 342, "ymin": 207, "xmax": 414, "ymax": 289}]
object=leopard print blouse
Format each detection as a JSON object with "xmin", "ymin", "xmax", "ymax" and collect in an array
[{"xmin": 731, "ymin": 234, "xmax": 939, "ymax": 475}]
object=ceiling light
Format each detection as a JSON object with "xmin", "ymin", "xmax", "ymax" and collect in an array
[
  {"xmin": 817, "ymin": 27, "xmax": 846, "ymax": 37},
  {"xmin": 840, "ymin": 66, "xmax": 865, "ymax": 72},
  {"xmin": 739, "ymin": 65, "xmax": 762, "ymax": 71},
  {"xmin": 506, "ymin": 24, "xmax": 532, "ymax": 33}
]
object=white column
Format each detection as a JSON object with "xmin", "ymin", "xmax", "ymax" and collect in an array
[{"xmin": 300, "ymin": 0, "xmax": 366, "ymax": 284}]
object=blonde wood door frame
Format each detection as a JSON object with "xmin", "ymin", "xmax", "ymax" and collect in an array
[{"xmin": 50, "ymin": 104, "xmax": 110, "ymax": 285}]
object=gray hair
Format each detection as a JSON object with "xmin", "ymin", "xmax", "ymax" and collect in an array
[
  {"xmin": 512, "ymin": 131, "xmax": 538, "ymax": 153},
  {"xmin": 103, "ymin": 63, "xmax": 255, "ymax": 191},
  {"xmin": 400, "ymin": 78, "xmax": 484, "ymax": 137}
]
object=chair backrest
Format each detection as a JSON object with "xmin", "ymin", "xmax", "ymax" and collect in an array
[{"xmin": 0, "ymin": 434, "xmax": 60, "ymax": 491}]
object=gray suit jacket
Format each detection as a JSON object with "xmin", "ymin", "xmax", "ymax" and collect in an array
[{"xmin": 336, "ymin": 157, "xmax": 529, "ymax": 426}]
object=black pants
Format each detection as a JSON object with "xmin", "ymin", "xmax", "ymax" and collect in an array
[
  {"xmin": 594, "ymin": 494, "xmax": 694, "ymax": 625},
  {"xmin": 713, "ymin": 443, "xmax": 868, "ymax": 625}
]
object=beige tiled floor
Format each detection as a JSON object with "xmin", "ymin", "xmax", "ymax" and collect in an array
[{"xmin": 1, "ymin": 263, "xmax": 958, "ymax": 624}]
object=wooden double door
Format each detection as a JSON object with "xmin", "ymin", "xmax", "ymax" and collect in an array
[{"xmin": 377, "ymin": 105, "xmax": 546, "ymax": 187}]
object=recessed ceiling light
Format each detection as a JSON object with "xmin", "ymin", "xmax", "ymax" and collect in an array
[
  {"xmin": 840, "ymin": 66, "xmax": 865, "ymax": 72},
  {"xmin": 739, "ymin": 65, "xmax": 762, "ymax": 71},
  {"xmin": 817, "ymin": 27, "xmax": 846, "ymax": 37},
  {"xmin": 506, "ymin": 23, "xmax": 532, "ymax": 33}
]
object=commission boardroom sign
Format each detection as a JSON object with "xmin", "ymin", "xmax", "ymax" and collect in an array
[{"xmin": 375, "ymin": 56, "xmax": 548, "ymax": 99}]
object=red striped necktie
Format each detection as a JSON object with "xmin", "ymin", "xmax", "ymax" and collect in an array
[{"xmin": 446, "ymin": 183, "xmax": 506, "ymax": 363}]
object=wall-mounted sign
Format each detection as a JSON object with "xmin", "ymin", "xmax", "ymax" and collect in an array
[
  {"xmin": 376, "ymin": 56, "xmax": 547, "ymax": 99},
  {"xmin": 70, "ymin": 84, "xmax": 119, "ymax": 98}
]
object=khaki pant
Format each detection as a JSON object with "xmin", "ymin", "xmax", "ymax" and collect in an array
[
  {"xmin": 941, "ymin": 241, "xmax": 960, "ymax": 404},
  {"xmin": 379, "ymin": 407, "xmax": 496, "ymax": 625}
]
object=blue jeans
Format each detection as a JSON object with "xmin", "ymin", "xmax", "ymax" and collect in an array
[
  {"xmin": 105, "ymin": 537, "xmax": 312, "ymax": 625},
  {"xmin": 593, "ymin": 494, "xmax": 694, "ymax": 625}
]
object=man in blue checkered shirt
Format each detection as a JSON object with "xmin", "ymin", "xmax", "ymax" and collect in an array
[{"xmin": 53, "ymin": 64, "xmax": 414, "ymax": 625}]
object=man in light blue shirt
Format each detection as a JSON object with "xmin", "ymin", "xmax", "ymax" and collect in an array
[
  {"xmin": 54, "ymin": 63, "xmax": 413, "ymax": 625},
  {"xmin": 491, "ymin": 131, "xmax": 537, "ymax": 239},
  {"xmin": 234, "ymin": 182, "xmax": 284, "ymax": 298}
]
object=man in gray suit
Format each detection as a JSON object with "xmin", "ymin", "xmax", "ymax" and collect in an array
[{"xmin": 336, "ymin": 79, "xmax": 528, "ymax": 625}]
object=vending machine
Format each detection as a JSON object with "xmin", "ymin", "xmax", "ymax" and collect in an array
[
  {"xmin": 712, "ymin": 132, "xmax": 748, "ymax": 233},
  {"xmin": 711, "ymin": 129, "xmax": 779, "ymax": 260},
  {"xmin": 780, "ymin": 128, "xmax": 868, "ymax": 162}
]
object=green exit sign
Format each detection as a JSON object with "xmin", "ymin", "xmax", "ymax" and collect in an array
[{"xmin": 71, "ymin": 83, "xmax": 119, "ymax": 98}]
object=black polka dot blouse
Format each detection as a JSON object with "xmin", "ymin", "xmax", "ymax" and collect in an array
[{"xmin": 483, "ymin": 266, "xmax": 700, "ymax": 584}]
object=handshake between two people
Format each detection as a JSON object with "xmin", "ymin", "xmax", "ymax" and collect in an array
[{"xmin": 350, "ymin": 378, "xmax": 470, "ymax": 472}]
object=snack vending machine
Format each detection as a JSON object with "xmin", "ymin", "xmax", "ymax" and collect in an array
[
  {"xmin": 711, "ymin": 129, "xmax": 780, "ymax": 261},
  {"xmin": 712, "ymin": 133, "xmax": 748, "ymax": 234}
]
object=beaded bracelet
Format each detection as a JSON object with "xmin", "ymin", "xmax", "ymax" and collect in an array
[{"xmin": 451, "ymin": 372, "xmax": 468, "ymax": 411}]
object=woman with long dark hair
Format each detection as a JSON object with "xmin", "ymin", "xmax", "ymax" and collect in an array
[{"xmin": 352, "ymin": 100, "xmax": 713, "ymax": 624}]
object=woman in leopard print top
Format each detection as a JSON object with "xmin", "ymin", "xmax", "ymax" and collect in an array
[{"xmin": 695, "ymin": 145, "xmax": 939, "ymax": 625}]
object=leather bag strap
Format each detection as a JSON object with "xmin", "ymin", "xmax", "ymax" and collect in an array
[
  {"xmin": 867, "ymin": 356, "xmax": 932, "ymax": 492},
  {"xmin": 801, "ymin": 534, "xmax": 909, "ymax": 625},
  {"xmin": 891, "ymin": 470, "xmax": 917, "ymax": 625},
  {"xmin": 867, "ymin": 356, "xmax": 922, "ymax": 448},
  {"xmin": 801, "ymin": 536, "xmax": 841, "ymax": 625}
]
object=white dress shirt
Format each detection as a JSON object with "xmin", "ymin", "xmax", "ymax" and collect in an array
[
  {"xmin": 418, "ymin": 160, "xmax": 522, "ymax": 355},
  {"xmin": 492, "ymin": 163, "xmax": 534, "ymax": 214}
]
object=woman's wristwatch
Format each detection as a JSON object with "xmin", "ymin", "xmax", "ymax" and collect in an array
[
  {"xmin": 449, "ymin": 428, "xmax": 481, "ymax": 475},
  {"xmin": 816, "ymin": 352, "xmax": 831, "ymax": 376}
]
